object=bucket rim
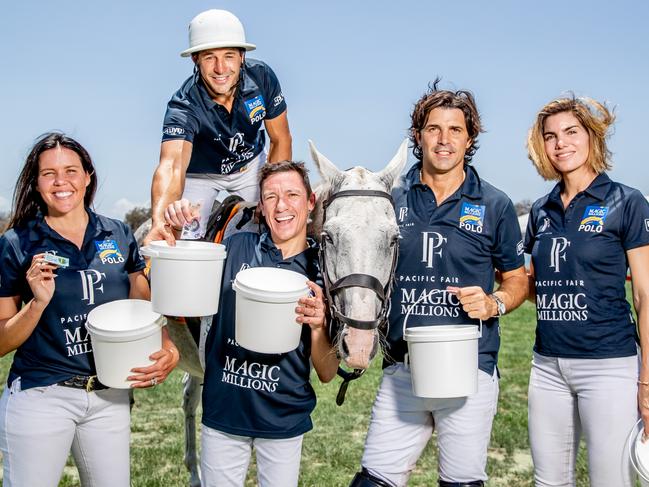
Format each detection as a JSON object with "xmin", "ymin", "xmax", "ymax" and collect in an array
[{"xmin": 142, "ymin": 240, "xmax": 227, "ymax": 261}]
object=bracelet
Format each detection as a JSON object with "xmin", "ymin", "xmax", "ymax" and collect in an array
[{"xmin": 638, "ymin": 380, "xmax": 649, "ymax": 386}]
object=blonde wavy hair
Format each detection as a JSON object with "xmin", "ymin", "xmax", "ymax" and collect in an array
[{"xmin": 527, "ymin": 96, "xmax": 615, "ymax": 181}]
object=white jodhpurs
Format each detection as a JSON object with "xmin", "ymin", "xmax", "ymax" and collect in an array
[
  {"xmin": 182, "ymin": 152, "xmax": 266, "ymax": 238},
  {"xmin": 0, "ymin": 379, "xmax": 131, "ymax": 487},
  {"xmin": 528, "ymin": 352, "xmax": 639, "ymax": 487},
  {"xmin": 200, "ymin": 424, "xmax": 303, "ymax": 487},
  {"xmin": 361, "ymin": 363, "xmax": 499, "ymax": 486}
]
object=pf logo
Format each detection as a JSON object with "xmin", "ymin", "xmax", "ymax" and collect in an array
[
  {"xmin": 421, "ymin": 231, "xmax": 446, "ymax": 268},
  {"xmin": 549, "ymin": 237, "xmax": 570, "ymax": 273},
  {"xmin": 398, "ymin": 207, "xmax": 409, "ymax": 222},
  {"xmin": 78, "ymin": 270, "xmax": 106, "ymax": 306}
]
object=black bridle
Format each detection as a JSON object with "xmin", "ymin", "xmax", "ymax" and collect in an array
[{"xmin": 319, "ymin": 189, "xmax": 399, "ymax": 405}]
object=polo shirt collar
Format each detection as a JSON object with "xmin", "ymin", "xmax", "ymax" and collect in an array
[
  {"xmin": 259, "ymin": 232, "xmax": 318, "ymax": 263},
  {"xmin": 547, "ymin": 172, "xmax": 611, "ymax": 205},
  {"xmin": 27, "ymin": 208, "xmax": 108, "ymax": 242},
  {"xmin": 404, "ymin": 162, "xmax": 483, "ymax": 200}
]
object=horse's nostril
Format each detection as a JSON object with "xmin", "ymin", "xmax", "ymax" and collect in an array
[{"xmin": 341, "ymin": 337, "xmax": 350, "ymax": 357}]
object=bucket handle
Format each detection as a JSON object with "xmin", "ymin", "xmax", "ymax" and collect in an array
[
  {"xmin": 402, "ymin": 289, "xmax": 482, "ymax": 338},
  {"xmin": 139, "ymin": 246, "xmax": 159, "ymax": 258},
  {"xmin": 627, "ymin": 418, "xmax": 649, "ymax": 481}
]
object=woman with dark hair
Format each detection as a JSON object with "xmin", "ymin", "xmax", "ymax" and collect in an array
[
  {"xmin": 525, "ymin": 97, "xmax": 649, "ymax": 486},
  {"xmin": 0, "ymin": 132, "xmax": 179, "ymax": 486}
]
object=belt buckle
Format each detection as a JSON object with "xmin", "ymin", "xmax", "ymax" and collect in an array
[{"xmin": 85, "ymin": 376, "xmax": 97, "ymax": 392}]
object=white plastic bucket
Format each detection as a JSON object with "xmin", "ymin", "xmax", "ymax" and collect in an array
[
  {"xmin": 233, "ymin": 267, "xmax": 309, "ymax": 354},
  {"xmin": 628, "ymin": 420, "xmax": 649, "ymax": 485},
  {"xmin": 86, "ymin": 299, "xmax": 164, "ymax": 389},
  {"xmin": 402, "ymin": 291, "xmax": 482, "ymax": 398},
  {"xmin": 140, "ymin": 240, "xmax": 227, "ymax": 317}
]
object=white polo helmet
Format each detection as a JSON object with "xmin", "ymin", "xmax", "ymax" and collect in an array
[{"xmin": 180, "ymin": 9, "xmax": 256, "ymax": 57}]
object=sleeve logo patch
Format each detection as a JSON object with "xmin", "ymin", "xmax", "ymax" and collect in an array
[
  {"xmin": 578, "ymin": 206, "xmax": 609, "ymax": 233},
  {"xmin": 244, "ymin": 95, "xmax": 266, "ymax": 124},
  {"xmin": 459, "ymin": 202, "xmax": 486, "ymax": 234},
  {"xmin": 163, "ymin": 127, "xmax": 185, "ymax": 136},
  {"xmin": 94, "ymin": 240, "xmax": 125, "ymax": 264},
  {"xmin": 645, "ymin": 218, "xmax": 649, "ymax": 232}
]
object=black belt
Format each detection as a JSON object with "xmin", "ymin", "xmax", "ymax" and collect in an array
[{"xmin": 58, "ymin": 375, "xmax": 108, "ymax": 392}]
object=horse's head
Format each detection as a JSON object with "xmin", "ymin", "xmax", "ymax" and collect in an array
[{"xmin": 309, "ymin": 140, "xmax": 408, "ymax": 370}]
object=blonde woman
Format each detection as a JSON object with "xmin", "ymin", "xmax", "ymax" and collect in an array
[{"xmin": 525, "ymin": 97, "xmax": 649, "ymax": 486}]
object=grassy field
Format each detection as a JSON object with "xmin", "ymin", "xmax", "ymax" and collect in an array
[{"xmin": 0, "ymin": 300, "xmax": 600, "ymax": 486}]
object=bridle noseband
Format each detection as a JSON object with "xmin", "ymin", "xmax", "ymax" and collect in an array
[{"xmin": 319, "ymin": 189, "xmax": 399, "ymax": 335}]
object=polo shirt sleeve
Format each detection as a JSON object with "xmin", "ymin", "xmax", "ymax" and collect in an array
[
  {"xmin": 621, "ymin": 189, "xmax": 649, "ymax": 251},
  {"xmin": 261, "ymin": 64, "xmax": 287, "ymax": 120},
  {"xmin": 162, "ymin": 96, "xmax": 200, "ymax": 143},
  {"xmin": 122, "ymin": 224, "xmax": 146, "ymax": 274},
  {"xmin": 0, "ymin": 233, "xmax": 25, "ymax": 298},
  {"xmin": 492, "ymin": 199, "xmax": 525, "ymax": 271},
  {"xmin": 524, "ymin": 205, "xmax": 537, "ymax": 254}
]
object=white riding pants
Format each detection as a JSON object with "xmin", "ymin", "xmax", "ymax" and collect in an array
[
  {"xmin": 200, "ymin": 424, "xmax": 303, "ymax": 487},
  {"xmin": 361, "ymin": 363, "xmax": 499, "ymax": 486},
  {"xmin": 0, "ymin": 379, "xmax": 131, "ymax": 487},
  {"xmin": 182, "ymin": 152, "xmax": 265, "ymax": 238},
  {"xmin": 528, "ymin": 352, "xmax": 638, "ymax": 487}
]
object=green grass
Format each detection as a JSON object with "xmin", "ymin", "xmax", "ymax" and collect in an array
[{"xmin": 0, "ymin": 297, "xmax": 620, "ymax": 486}]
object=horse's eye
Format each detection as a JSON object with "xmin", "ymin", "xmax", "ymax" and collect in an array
[{"xmin": 322, "ymin": 233, "xmax": 333, "ymax": 244}]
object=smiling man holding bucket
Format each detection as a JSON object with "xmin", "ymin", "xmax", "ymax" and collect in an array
[
  {"xmin": 164, "ymin": 161, "xmax": 339, "ymax": 487},
  {"xmin": 350, "ymin": 80, "xmax": 528, "ymax": 487}
]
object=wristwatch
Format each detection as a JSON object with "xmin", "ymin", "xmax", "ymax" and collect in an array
[{"xmin": 491, "ymin": 293, "xmax": 506, "ymax": 317}]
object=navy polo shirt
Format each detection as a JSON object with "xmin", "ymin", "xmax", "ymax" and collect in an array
[
  {"xmin": 162, "ymin": 58, "xmax": 287, "ymax": 175},
  {"xmin": 202, "ymin": 232, "xmax": 322, "ymax": 439},
  {"xmin": 385, "ymin": 163, "xmax": 525, "ymax": 375},
  {"xmin": 0, "ymin": 210, "xmax": 145, "ymax": 390},
  {"xmin": 525, "ymin": 173, "xmax": 649, "ymax": 358}
]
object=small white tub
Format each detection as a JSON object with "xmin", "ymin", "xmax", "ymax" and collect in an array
[
  {"xmin": 404, "ymin": 324, "xmax": 481, "ymax": 398},
  {"xmin": 233, "ymin": 267, "xmax": 309, "ymax": 354},
  {"xmin": 140, "ymin": 240, "xmax": 227, "ymax": 317},
  {"xmin": 86, "ymin": 299, "xmax": 164, "ymax": 389}
]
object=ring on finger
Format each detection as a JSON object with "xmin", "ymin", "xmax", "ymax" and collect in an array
[{"xmin": 151, "ymin": 377, "xmax": 158, "ymax": 386}]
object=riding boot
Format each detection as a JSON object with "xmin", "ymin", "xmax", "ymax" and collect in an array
[
  {"xmin": 438, "ymin": 480, "xmax": 484, "ymax": 487},
  {"xmin": 349, "ymin": 468, "xmax": 395, "ymax": 487}
]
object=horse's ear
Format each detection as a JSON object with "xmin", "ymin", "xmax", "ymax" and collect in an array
[
  {"xmin": 308, "ymin": 140, "xmax": 341, "ymax": 184},
  {"xmin": 377, "ymin": 139, "xmax": 409, "ymax": 189}
]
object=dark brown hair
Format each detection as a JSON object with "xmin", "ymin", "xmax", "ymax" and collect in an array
[
  {"xmin": 258, "ymin": 160, "xmax": 313, "ymax": 197},
  {"xmin": 410, "ymin": 78, "xmax": 483, "ymax": 164},
  {"xmin": 9, "ymin": 132, "xmax": 97, "ymax": 228}
]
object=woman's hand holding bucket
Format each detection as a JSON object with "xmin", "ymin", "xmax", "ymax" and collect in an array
[
  {"xmin": 296, "ymin": 281, "xmax": 326, "ymax": 330},
  {"xmin": 128, "ymin": 336, "xmax": 179, "ymax": 388}
]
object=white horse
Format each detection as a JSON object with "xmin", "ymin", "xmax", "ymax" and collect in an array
[{"xmin": 136, "ymin": 140, "xmax": 408, "ymax": 486}]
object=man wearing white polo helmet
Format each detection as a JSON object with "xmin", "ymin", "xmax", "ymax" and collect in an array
[{"xmin": 147, "ymin": 9, "xmax": 291, "ymax": 243}]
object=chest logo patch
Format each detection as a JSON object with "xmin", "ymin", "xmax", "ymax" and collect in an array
[
  {"xmin": 459, "ymin": 202, "xmax": 486, "ymax": 234},
  {"xmin": 578, "ymin": 206, "xmax": 609, "ymax": 233},
  {"xmin": 94, "ymin": 240, "xmax": 125, "ymax": 265},
  {"xmin": 244, "ymin": 95, "xmax": 266, "ymax": 124}
]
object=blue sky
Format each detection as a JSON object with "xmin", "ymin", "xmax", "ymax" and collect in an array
[{"xmin": 1, "ymin": 1, "xmax": 647, "ymax": 218}]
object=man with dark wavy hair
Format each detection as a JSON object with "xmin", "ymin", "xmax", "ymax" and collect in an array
[{"xmin": 350, "ymin": 80, "xmax": 528, "ymax": 487}]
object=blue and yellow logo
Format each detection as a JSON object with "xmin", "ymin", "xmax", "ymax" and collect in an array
[
  {"xmin": 244, "ymin": 95, "xmax": 266, "ymax": 124},
  {"xmin": 578, "ymin": 206, "xmax": 608, "ymax": 233},
  {"xmin": 459, "ymin": 202, "xmax": 486, "ymax": 233},
  {"xmin": 94, "ymin": 240, "xmax": 125, "ymax": 264}
]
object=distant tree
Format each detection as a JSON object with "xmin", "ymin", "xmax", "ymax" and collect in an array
[
  {"xmin": 514, "ymin": 199, "xmax": 532, "ymax": 216},
  {"xmin": 124, "ymin": 206, "xmax": 151, "ymax": 232}
]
